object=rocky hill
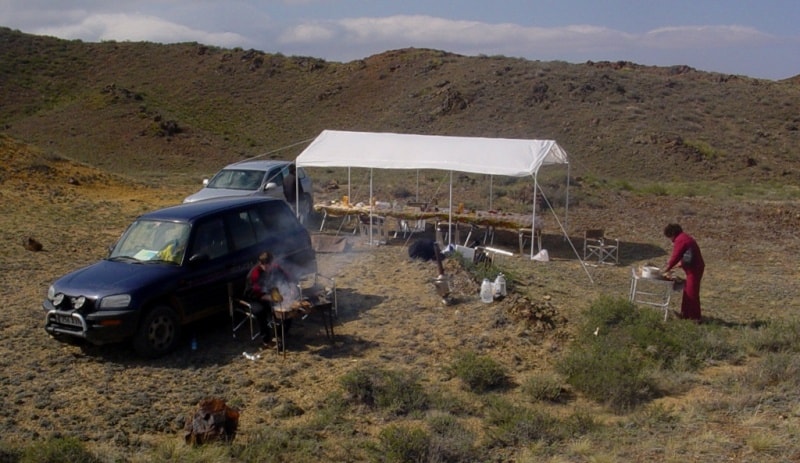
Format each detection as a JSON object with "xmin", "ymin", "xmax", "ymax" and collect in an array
[{"xmin": 1, "ymin": 27, "xmax": 798, "ymax": 188}]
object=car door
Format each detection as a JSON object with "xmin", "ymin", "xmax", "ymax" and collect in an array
[{"xmin": 174, "ymin": 216, "xmax": 233, "ymax": 322}]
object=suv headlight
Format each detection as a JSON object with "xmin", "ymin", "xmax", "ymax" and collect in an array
[
  {"xmin": 47, "ymin": 285, "xmax": 55, "ymax": 300},
  {"xmin": 99, "ymin": 294, "xmax": 131, "ymax": 309}
]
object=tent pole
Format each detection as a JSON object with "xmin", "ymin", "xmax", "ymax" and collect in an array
[
  {"xmin": 348, "ymin": 167, "xmax": 351, "ymax": 200},
  {"xmin": 565, "ymin": 162, "xmax": 570, "ymax": 239},
  {"xmin": 531, "ymin": 173, "xmax": 538, "ymax": 259},
  {"xmin": 489, "ymin": 175, "xmax": 493, "ymax": 211},
  {"xmin": 416, "ymin": 170, "xmax": 419, "ymax": 202},
  {"xmin": 369, "ymin": 169, "xmax": 374, "ymax": 245},
  {"xmin": 448, "ymin": 171, "xmax": 453, "ymax": 247}
]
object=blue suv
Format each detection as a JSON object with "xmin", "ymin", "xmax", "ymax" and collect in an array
[{"xmin": 43, "ymin": 196, "xmax": 316, "ymax": 357}]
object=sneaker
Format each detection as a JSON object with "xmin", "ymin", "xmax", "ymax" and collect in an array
[{"xmin": 261, "ymin": 337, "xmax": 278, "ymax": 349}]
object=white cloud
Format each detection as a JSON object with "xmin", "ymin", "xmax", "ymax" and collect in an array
[
  {"xmin": 643, "ymin": 25, "xmax": 775, "ymax": 49},
  {"xmin": 32, "ymin": 13, "xmax": 249, "ymax": 47},
  {"xmin": 279, "ymin": 15, "xmax": 776, "ymax": 59}
]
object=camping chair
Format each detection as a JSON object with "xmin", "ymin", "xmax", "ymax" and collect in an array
[
  {"xmin": 435, "ymin": 220, "xmax": 462, "ymax": 247},
  {"xmin": 518, "ymin": 227, "xmax": 543, "ymax": 255},
  {"xmin": 394, "ymin": 218, "xmax": 427, "ymax": 239},
  {"xmin": 227, "ymin": 282, "xmax": 262, "ymax": 341},
  {"xmin": 583, "ymin": 229, "xmax": 619, "ymax": 265},
  {"xmin": 358, "ymin": 213, "xmax": 388, "ymax": 244}
]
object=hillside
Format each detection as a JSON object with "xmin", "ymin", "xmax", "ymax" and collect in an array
[{"xmin": 1, "ymin": 27, "xmax": 799, "ymax": 188}]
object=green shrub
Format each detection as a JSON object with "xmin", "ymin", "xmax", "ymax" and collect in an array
[
  {"xmin": 449, "ymin": 351, "xmax": 509, "ymax": 393},
  {"xmin": 484, "ymin": 396, "xmax": 561, "ymax": 446},
  {"xmin": 556, "ymin": 335, "xmax": 660, "ymax": 413},
  {"xmin": 743, "ymin": 351, "xmax": 800, "ymax": 390},
  {"xmin": 340, "ymin": 367, "xmax": 428, "ymax": 415},
  {"xmin": 745, "ymin": 319, "xmax": 800, "ymax": 353},
  {"xmin": 425, "ymin": 413, "xmax": 476, "ymax": 462},
  {"xmin": 0, "ymin": 441, "xmax": 21, "ymax": 463},
  {"xmin": 233, "ymin": 427, "xmax": 321, "ymax": 463},
  {"xmin": 375, "ymin": 424, "xmax": 430, "ymax": 463},
  {"xmin": 559, "ymin": 296, "xmax": 744, "ymax": 412},
  {"xmin": 21, "ymin": 437, "xmax": 100, "ymax": 463},
  {"xmin": 521, "ymin": 372, "xmax": 566, "ymax": 403}
]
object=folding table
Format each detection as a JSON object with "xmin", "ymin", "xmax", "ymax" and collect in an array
[{"xmin": 628, "ymin": 267, "xmax": 676, "ymax": 321}]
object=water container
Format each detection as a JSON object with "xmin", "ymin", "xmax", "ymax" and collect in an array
[
  {"xmin": 493, "ymin": 273, "xmax": 507, "ymax": 298},
  {"xmin": 480, "ymin": 278, "xmax": 493, "ymax": 303}
]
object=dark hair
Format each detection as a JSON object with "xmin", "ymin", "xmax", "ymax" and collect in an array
[
  {"xmin": 258, "ymin": 251, "xmax": 273, "ymax": 265},
  {"xmin": 663, "ymin": 223, "xmax": 683, "ymax": 239},
  {"xmin": 288, "ymin": 164, "xmax": 296, "ymax": 174}
]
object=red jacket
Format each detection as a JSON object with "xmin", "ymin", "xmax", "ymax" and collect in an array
[
  {"xmin": 666, "ymin": 231, "xmax": 704, "ymax": 274},
  {"xmin": 246, "ymin": 263, "xmax": 292, "ymax": 299}
]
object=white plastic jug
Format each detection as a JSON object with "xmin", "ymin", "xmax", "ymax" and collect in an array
[
  {"xmin": 480, "ymin": 278, "xmax": 493, "ymax": 303},
  {"xmin": 493, "ymin": 273, "xmax": 507, "ymax": 298}
]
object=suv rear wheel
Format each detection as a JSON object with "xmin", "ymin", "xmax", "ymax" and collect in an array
[{"xmin": 133, "ymin": 305, "xmax": 180, "ymax": 358}]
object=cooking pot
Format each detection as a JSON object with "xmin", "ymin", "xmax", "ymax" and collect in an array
[{"xmin": 641, "ymin": 265, "xmax": 660, "ymax": 279}]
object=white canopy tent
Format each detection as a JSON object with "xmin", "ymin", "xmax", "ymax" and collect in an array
[{"xmin": 295, "ymin": 130, "xmax": 587, "ymax": 277}]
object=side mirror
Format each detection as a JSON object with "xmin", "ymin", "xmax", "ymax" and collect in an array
[
  {"xmin": 264, "ymin": 182, "xmax": 278, "ymax": 191},
  {"xmin": 202, "ymin": 178, "xmax": 209, "ymax": 186}
]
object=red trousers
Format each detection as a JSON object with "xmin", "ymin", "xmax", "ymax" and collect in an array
[{"xmin": 680, "ymin": 267, "xmax": 704, "ymax": 321}]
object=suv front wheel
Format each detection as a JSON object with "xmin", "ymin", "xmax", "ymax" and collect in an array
[{"xmin": 133, "ymin": 305, "xmax": 181, "ymax": 358}]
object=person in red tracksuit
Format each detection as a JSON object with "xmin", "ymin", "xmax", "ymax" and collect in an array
[
  {"xmin": 662, "ymin": 224, "xmax": 705, "ymax": 321},
  {"xmin": 246, "ymin": 250, "xmax": 297, "ymax": 349}
]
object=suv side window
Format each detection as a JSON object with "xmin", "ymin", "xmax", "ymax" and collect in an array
[
  {"xmin": 191, "ymin": 218, "xmax": 228, "ymax": 260},
  {"xmin": 256, "ymin": 202, "xmax": 295, "ymax": 234},
  {"xmin": 227, "ymin": 210, "xmax": 258, "ymax": 250}
]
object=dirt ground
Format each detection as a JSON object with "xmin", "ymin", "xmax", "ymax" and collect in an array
[{"xmin": 1, "ymin": 144, "xmax": 799, "ymax": 459}]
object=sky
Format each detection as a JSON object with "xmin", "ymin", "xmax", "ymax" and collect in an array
[{"xmin": 1, "ymin": 0, "xmax": 798, "ymax": 80}]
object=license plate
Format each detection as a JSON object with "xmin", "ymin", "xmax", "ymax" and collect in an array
[{"xmin": 53, "ymin": 314, "xmax": 82, "ymax": 327}]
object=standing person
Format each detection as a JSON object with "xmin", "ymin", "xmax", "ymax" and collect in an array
[
  {"xmin": 282, "ymin": 164, "xmax": 302, "ymax": 210},
  {"xmin": 662, "ymin": 223, "xmax": 705, "ymax": 322},
  {"xmin": 245, "ymin": 250, "xmax": 298, "ymax": 349}
]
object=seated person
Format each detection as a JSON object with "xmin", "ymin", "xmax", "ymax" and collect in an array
[{"xmin": 245, "ymin": 250, "xmax": 298, "ymax": 350}]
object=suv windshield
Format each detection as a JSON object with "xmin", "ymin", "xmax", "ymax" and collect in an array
[
  {"xmin": 109, "ymin": 220, "xmax": 191, "ymax": 264},
  {"xmin": 207, "ymin": 169, "xmax": 265, "ymax": 190}
]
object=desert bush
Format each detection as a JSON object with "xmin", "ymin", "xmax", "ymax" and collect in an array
[
  {"xmin": 340, "ymin": 367, "xmax": 428, "ymax": 415},
  {"xmin": 743, "ymin": 318, "xmax": 800, "ymax": 353},
  {"xmin": 20, "ymin": 437, "xmax": 100, "ymax": 463},
  {"xmin": 374, "ymin": 424, "xmax": 430, "ymax": 463},
  {"xmin": 560, "ymin": 296, "xmax": 745, "ymax": 412},
  {"xmin": 232, "ymin": 427, "xmax": 321, "ymax": 463},
  {"xmin": 484, "ymin": 396, "xmax": 562, "ymax": 446},
  {"xmin": 556, "ymin": 335, "xmax": 659, "ymax": 413},
  {"xmin": 521, "ymin": 372, "xmax": 566, "ymax": 403},
  {"xmin": 742, "ymin": 351, "xmax": 800, "ymax": 390},
  {"xmin": 426, "ymin": 412, "xmax": 477, "ymax": 462},
  {"xmin": 139, "ymin": 439, "xmax": 230, "ymax": 463},
  {"xmin": 307, "ymin": 391, "xmax": 351, "ymax": 431},
  {"xmin": 0, "ymin": 441, "xmax": 20, "ymax": 463},
  {"xmin": 561, "ymin": 408, "xmax": 600, "ymax": 437},
  {"xmin": 449, "ymin": 351, "xmax": 509, "ymax": 393}
]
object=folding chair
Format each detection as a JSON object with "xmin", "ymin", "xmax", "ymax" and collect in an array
[
  {"xmin": 358, "ymin": 213, "xmax": 388, "ymax": 244},
  {"xmin": 518, "ymin": 227, "xmax": 542, "ymax": 255},
  {"xmin": 394, "ymin": 218, "xmax": 427, "ymax": 239},
  {"xmin": 583, "ymin": 229, "xmax": 619, "ymax": 265},
  {"xmin": 435, "ymin": 220, "xmax": 462, "ymax": 247},
  {"xmin": 227, "ymin": 282, "xmax": 261, "ymax": 340}
]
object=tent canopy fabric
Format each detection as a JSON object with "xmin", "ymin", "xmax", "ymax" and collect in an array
[{"xmin": 295, "ymin": 130, "xmax": 568, "ymax": 176}]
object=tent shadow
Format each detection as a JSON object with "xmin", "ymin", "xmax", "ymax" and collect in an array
[{"xmin": 535, "ymin": 233, "xmax": 667, "ymax": 266}]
